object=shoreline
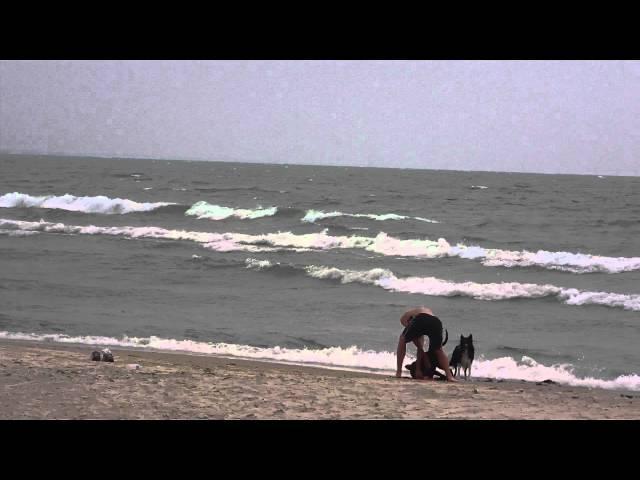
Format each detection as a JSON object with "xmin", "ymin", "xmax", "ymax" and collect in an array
[{"xmin": 1, "ymin": 339, "xmax": 638, "ymax": 419}]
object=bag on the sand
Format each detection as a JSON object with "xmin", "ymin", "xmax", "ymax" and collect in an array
[
  {"xmin": 90, "ymin": 348, "xmax": 115, "ymax": 362},
  {"xmin": 101, "ymin": 348, "xmax": 114, "ymax": 362}
]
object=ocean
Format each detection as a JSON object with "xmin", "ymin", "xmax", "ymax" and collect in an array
[{"xmin": 1, "ymin": 154, "xmax": 638, "ymax": 391}]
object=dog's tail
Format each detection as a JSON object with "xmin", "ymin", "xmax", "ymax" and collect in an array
[{"xmin": 442, "ymin": 329, "xmax": 448, "ymax": 346}]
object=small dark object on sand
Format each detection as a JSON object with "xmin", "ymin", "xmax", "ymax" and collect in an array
[
  {"xmin": 542, "ymin": 379, "xmax": 556, "ymax": 384},
  {"xmin": 90, "ymin": 348, "xmax": 114, "ymax": 362}
]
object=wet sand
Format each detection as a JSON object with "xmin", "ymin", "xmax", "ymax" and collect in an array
[{"xmin": 0, "ymin": 340, "xmax": 637, "ymax": 419}]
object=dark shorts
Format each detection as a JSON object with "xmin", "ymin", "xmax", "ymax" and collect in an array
[{"xmin": 402, "ymin": 313, "xmax": 443, "ymax": 352}]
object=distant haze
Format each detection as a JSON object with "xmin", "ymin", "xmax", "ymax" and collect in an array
[{"xmin": 1, "ymin": 60, "xmax": 638, "ymax": 176}]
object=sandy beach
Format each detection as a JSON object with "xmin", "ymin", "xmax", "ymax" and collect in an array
[{"xmin": 0, "ymin": 339, "xmax": 637, "ymax": 420}]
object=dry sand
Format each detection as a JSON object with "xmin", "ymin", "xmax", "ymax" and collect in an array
[{"xmin": 0, "ymin": 339, "xmax": 637, "ymax": 419}]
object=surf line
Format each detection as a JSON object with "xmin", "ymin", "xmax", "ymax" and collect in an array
[
  {"xmin": 2, "ymin": 217, "xmax": 639, "ymax": 274},
  {"xmin": 245, "ymin": 259, "xmax": 640, "ymax": 312}
]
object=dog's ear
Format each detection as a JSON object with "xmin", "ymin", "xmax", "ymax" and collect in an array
[
  {"xmin": 460, "ymin": 335, "xmax": 464, "ymax": 341},
  {"xmin": 469, "ymin": 334, "xmax": 473, "ymax": 341}
]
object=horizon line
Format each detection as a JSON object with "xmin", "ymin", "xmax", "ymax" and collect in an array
[{"xmin": 0, "ymin": 150, "xmax": 637, "ymax": 178}]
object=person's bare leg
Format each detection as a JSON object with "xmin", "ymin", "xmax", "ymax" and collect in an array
[
  {"xmin": 422, "ymin": 353, "xmax": 434, "ymax": 379},
  {"xmin": 415, "ymin": 349, "xmax": 433, "ymax": 381},
  {"xmin": 396, "ymin": 335, "xmax": 407, "ymax": 377},
  {"xmin": 412, "ymin": 336, "xmax": 430, "ymax": 380},
  {"xmin": 415, "ymin": 347, "xmax": 424, "ymax": 379},
  {"xmin": 434, "ymin": 347, "xmax": 457, "ymax": 382}
]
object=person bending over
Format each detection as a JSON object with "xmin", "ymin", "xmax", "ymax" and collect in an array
[{"xmin": 395, "ymin": 307, "xmax": 456, "ymax": 382}]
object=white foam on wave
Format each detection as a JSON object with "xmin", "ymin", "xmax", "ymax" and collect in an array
[
  {"xmin": 374, "ymin": 236, "xmax": 640, "ymax": 274},
  {"xmin": 302, "ymin": 209, "xmax": 439, "ymax": 224},
  {"xmin": 1, "ymin": 330, "xmax": 637, "ymax": 391},
  {"xmin": 366, "ymin": 232, "xmax": 452, "ymax": 257},
  {"xmin": 466, "ymin": 247, "xmax": 640, "ymax": 274},
  {"xmin": 4, "ymin": 216, "xmax": 637, "ymax": 311},
  {"xmin": 185, "ymin": 201, "xmax": 277, "ymax": 220},
  {"xmin": 0, "ymin": 330, "xmax": 398, "ymax": 372},
  {"xmin": 245, "ymin": 258, "xmax": 273, "ymax": 270},
  {"xmin": 470, "ymin": 355, "xmax": 640, "ymax": 391},
  {"xmin": 471, "ymin": 185, "xmax": 489, "ymax": 189},
  {"xmin": 0, "ymin": 218, "xmax": 312, "ymax": 254},
  {"xmin": 245, "ymin": 259, "xmax": 640, "ymax": 311},
  {"xmin": 0, "ymin": 228, "xmax": 40, "ymax": 237},
  {"xmin": 242, "ymin": 228, "xmax": 640, "ymax": 275},
  {"xmin": 0, "ymin": 192, "xmax": 174, "ymax": 214},
  {"xmin": 2, "ymin": 216, "xmax": 639, "ymax": 274}
]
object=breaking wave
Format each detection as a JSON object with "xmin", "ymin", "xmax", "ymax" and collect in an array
[
  {"xmin": 185, "ymin": 201, "xmax": 278, "ymax": 220},
  {"xmin": 302, "ymin": 209, "xmax": 439, "ymax": 224},
  {"xmin": 245, "ymin": 259, "xmax": 640, "ymax": 311},
  {"xmin": 0, "ymin": 218, "xmax": 312, "ymax": 254},
  {"xmin": 1, "ymin": 330, "xmax": 637, "ymax": 391},
  {"xmin": 2, "ymin": 217, "xmax": 639, "ymax": 274},
  {"xmin": 0, "ymin": 192, "xmax": 174, "ymax": 214}
]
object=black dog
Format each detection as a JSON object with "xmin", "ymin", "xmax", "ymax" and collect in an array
[
  {"xmin": 404, "ymin": 329, "xmax": 448, "ymax": 380},
  {"xmin": 449, "ymin": 334, "xmax": 475, "ymax": 380}
]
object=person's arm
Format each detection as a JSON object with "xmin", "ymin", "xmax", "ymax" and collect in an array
[{"xmin": 396, "ymin": 335, "xmax": 406, "ymax": 377}]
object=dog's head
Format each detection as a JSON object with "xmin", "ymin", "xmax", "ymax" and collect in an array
[
  {"xmin": 405, "ymin": 351, "xmax": 439, "ymax": 379},
  {"xmin": 459, "ymin": 334, "xmax": 473, "ymax": 348},
  {"xmin": 405, "ymin": 361, "xmax": 418, "ymax": 378},
  {"xmin": 405, "ymin": 361, "xmax": 435, "ymax": 379}
]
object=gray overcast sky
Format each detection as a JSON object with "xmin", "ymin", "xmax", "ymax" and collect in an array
[{"xmin": 1, "ymin": 60, "xmax": 639, "ymax": 175}]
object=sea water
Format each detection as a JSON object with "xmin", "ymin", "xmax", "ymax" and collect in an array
[{"xmin": 1, "ymin": 154, "xmax": 638, "ymax": 391}]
